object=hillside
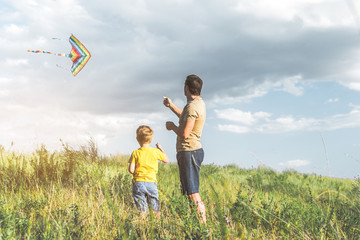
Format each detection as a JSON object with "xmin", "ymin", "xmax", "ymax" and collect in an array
[{"xmin": 0, "ymin": 142, "xmax": 359, "ymax": 239}]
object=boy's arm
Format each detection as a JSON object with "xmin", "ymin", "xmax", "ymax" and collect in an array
[
  {"xmin": 128, "ymin": 162, "xmax": 135, "ymax": 174},
  {"xmin": 163, "ymin": 97, "xmax": 182, "ymax": 118},
  {"xmin": 128, "ymin": 154, "xmax": 135, "ymax": 174},
  {"xmin": 156, "ymin": 143, "xmax": 169, "ymax": 163}
]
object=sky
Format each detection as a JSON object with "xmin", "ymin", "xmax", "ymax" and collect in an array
[{"xmin": 0, "ymin": 0, "xmax": 360, "ymax": 179}]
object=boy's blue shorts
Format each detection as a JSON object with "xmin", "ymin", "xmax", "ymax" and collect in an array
[
  {"xmin": 132, "ymin": 181, "xmax": 160, "ymax": 212},
  {"xmin": 176, "ymin": 148, "xmax": 204, "ymax": 195}
]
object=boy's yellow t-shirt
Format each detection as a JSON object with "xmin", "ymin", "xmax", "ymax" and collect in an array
[{"xmin": 129, "ymin": 147, "xmax": 167, "ymax": 183}]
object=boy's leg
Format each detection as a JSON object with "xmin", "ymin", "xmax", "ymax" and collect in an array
[
  {"xmin": 144, "ymin": 182, "xmax": 160, "ymax": 216},
  {"xmin": 132, "ymin": 182, "xmax": 148, "ymax": 215}
]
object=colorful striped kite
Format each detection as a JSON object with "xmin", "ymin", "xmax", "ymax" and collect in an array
[{"xmin": 28, "ymin": 34, "xmax": 91, "ymax": 76}]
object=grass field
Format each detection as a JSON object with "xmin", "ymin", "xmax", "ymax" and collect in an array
[{"xmin": 0, "ymin": 140, "xmax": 359, "ymax": 239}]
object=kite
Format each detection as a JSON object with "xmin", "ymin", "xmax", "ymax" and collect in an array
[{"xmin": 27, "ymin": 34, "xmax": 91, "ymax": 76}]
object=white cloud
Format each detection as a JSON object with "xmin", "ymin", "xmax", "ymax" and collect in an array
[
  {"xmin": 216, "ymin": 105, "xmax": 360, "ymax": 134},
  {"xmin": 218, "ymin": 124, "xmax": 250, "ymax": 134},
  {"xmin": 327, "ymin": 98, "xmax": 339, "ymax": 103},
  {"xmin": 215, "ymin": 107, "xmax": 319, "ymax": 133},
  {"xmin": 258, "ymin": 116, "xmax": 319, "ymax": 133},
  {"xmin": 0, "ymin": 104, "xmax": 166, "ymax": 153},
  {"xmin": 3, "ymin": 24, "xmax": 27, "ymax": 35},
  {"xmin": 0, "ymin": 0, "xmax": 359, "ymax": 176},
  {"xmin": 0, "ymin": 90, "xmax": 10, "ymax": 97},
  {"xmin": 214, "ymin": 108, "xmax": 271, "ymax": 125},
  {"xmin": 340, "ymin": 49, "xmax": 360, "ymax": 91},
  {"xmin": 210, "ymin": 86, "xmax": 269, "ymax": 105},
  {"xmin": 4, "ymin": 58, "xmax": 28, "ymax": 66},
  {"xmin": 235, "ymin": 0, "xmax": 352, "ymax": 28},
  {"xmin": 0, "ymin": 11, "xmax": 21, "ymax": 22},
  {"xmin": 322, "ymin": 107, "xmax": 360, "ymax": 130},
  {"xmin": 276, "ymin": 75, "xmax": 304, "ymax": 96},
  {"xmin": 0, "ymin": 77, "xmax": 12, "ymax": 84},
  {"xmin": 210, "ymin": 75, "xmax": 305, "ymax": 106},
  {"xmin": 279, "ymin": 159, "xmax": 310, "ymax": 168},
  {"xmin": 342, "ymin": 81, "xmax": 360, "ymax": 91}
]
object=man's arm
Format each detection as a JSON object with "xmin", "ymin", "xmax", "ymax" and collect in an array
[
  {"xmin": 163, "ymin": 97, "xmax": 182, "ymax": 118},
  {"xmin": 166, "ymin": 120, "xmax": 195, "ymax": 139}
]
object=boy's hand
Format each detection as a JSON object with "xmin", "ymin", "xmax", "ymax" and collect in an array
[
  {"xmin": 156, "ymin": 143, "xmax": 163, "ymax": 151},
  {"xmin": 163, "ymin": 96, "xmax": 172, "ymax": 108},
  {"xmin": 156, "ymin": 143, "xmax": 168, "ymax": 163}
]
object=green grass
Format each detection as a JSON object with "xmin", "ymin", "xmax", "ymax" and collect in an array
[{"xmin": 0, "ymin": 141, "xmax": 359, "ymax": 239}]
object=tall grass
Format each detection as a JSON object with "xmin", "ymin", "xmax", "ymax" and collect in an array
[{"xmin": 0, "ymin": 142, "xmax": 359, "ymax": 239}]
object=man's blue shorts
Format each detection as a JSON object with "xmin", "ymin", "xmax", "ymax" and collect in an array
[
  {"xmin": 132, "ymin": 181, "xmax": 160, "ymax": 212},
  {"xmin": 176, "ymin": 148, "xmax": 204, "ymax": 195}
]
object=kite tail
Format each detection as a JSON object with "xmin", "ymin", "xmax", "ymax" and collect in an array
[
  {"xmin": 27, "ymin": 50, "xmax": 69, "ymax": 57},
  {"xmin": 56, "ymin": 64, "xmax": 70, "ymax": 72},
  {"xmin": 52, "ymin": 37, "xmax": 65, "ymax": 41}
]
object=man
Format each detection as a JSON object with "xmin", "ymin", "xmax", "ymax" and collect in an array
[{"xmin": 163, "ymin": 74, "xmax": 206, "ymax": 223}]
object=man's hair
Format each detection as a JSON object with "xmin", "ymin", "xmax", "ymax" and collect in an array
[
  {"xmin": 136, "ymin": 125, "xmax": 153, "ymax": 144},
  {"xmin": 185, "ymin": 74, "xmax": 203, "ymax": 96}
]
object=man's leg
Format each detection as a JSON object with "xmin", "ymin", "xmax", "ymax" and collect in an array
[
  {"xmin": 177, "ymin": 149, "xmax": 206, "ymax": 223},
  {"xmin": 189, "ymin": 192, "xmax": 206, "ymax": 223}
]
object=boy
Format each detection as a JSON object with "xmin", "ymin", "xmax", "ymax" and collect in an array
[{"xmin": 128, "ymin": 125, "xmax": 168, "ymax": 218}]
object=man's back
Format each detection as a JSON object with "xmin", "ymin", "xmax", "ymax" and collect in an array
[{"xmin": 176, "ymin": 97, "xmax": 206, "ymax": 152}]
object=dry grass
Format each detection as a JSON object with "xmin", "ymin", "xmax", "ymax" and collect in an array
[{"xmin": 0, "ymin": 142, "xmax": 359, "ymax": 239}]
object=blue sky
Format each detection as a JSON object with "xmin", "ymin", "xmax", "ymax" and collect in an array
[{"xmin": 0, "ymin": 0, "xmax": 359, "ymax": 178}]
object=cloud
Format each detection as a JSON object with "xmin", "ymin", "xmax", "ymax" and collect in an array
[
  {"xmin": 275, "ymin": 75, "xmax": 304, "ymax": 96},
  {"xmin": 323, "ymin": 107, "xmax": 360, "ymax": 130},
  {"xmin": 215, "ymin": 108, "xmax": 271, "ymax": 125},
  {"xmin": 1, "ymin": 0, "xmax": 359, "ymax": 117},
  {"xmin": 1, "ymin": 0, "xmax": 360, "ymax": 163},
  {"xmin": 279, "ymin": 159, "xmax": 310, "ymax": 168},
  {"xmin": 327, "ymin": 98, "xmax": 339, "ymax": 103},
  {"xmin": 0, "ymin": 103, "xmax": 167, "ymax": 152},
  {"xmin": 218, "ymin": 116, "xmax": 319, "ymax": 134},
  {"xmin": 342, "ymin": 81, "xmax": 360, "ymax": 91},
  {"xmin": 216, "ymin": 105, "xmax": 360, "ymax": 134},
  {"xmin": 3, "ymin": 24, "xmax": 26, "ymax": 35},
  {"xmin": 218, "ymin": 124, "xmax": 250, "ymax": 134},
  {"xmin": 209, "ymin": 75, "xmax": 305, "ymax": 107},
  {"xmin": 4, "ymin": 58, "xmax": 28, "ymax": 66},
  {"xmin": 235, "ymin": 0, "xmax": 352, "ymax": 28}
]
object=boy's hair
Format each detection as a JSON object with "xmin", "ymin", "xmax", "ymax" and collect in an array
[
  {"xmin": 185, "ymin": 74, "xmax": 203, "ymax": 96},
  {"xmin": 136, "ymin": 125, "xmax": 154, "ymax": 144}
]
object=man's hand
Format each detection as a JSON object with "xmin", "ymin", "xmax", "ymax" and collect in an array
[
  {"xmin": 163, "ymin": 96, "xmax": 172, "ymax": 108},
  {"xmin": 163, "ymin": 96, "xmax": 182, "ymax": 118},
  {"xmin": 166, "ymin": 121, "xmax": 176, "ymax": 131}
]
